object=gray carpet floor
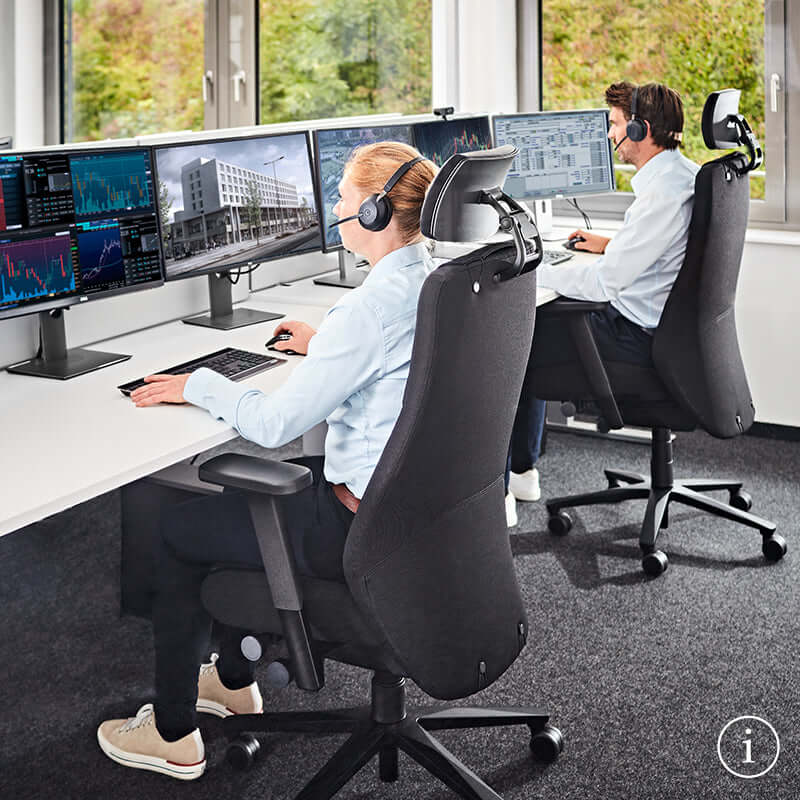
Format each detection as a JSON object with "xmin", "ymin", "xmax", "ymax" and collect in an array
[{"xmin": 0, "ymin": 428, "xmax": 797, "ymax": 799}]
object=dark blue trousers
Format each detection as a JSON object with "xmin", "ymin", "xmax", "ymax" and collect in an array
[
  {"xmin": 506, "ymin": 305, "xmax": 654, "ymax": 487},
  {"xmin": 151, "ymin": 455, "xmax": 354, "ymax": 741}
]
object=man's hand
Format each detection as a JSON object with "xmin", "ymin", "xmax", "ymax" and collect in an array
[
  {"xmin": 568, "ymin": 229, "xmax": 610, "ymax": 254},
  {"xmin": 271, "ymin": 320, "xmax": 316, "ymax": 355},
  {"xmin": 130, "ymin": 374, "xmax": 191, "ymax": 407}
]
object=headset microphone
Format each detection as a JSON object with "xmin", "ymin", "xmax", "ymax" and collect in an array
[
  {"xmin": 328, "ymin": 213, "xmax": 360, "ymax": 228},
  {"xmin": 614, "ymin": 135, "xmax": 628, "ymax": 152}
]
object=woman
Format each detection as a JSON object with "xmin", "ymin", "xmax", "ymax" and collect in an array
[{"xmin": 97, "ymin": 141, "xmax": 437, "ymax": 780}]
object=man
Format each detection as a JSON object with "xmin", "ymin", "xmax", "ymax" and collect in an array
[{"xmin": 506, "ymin": 81, "xmax": 700, "ymax": 524}]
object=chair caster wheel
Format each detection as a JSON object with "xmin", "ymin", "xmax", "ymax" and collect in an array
[
  {"xmin": 226, "ymin": 734, "xmax": 260, "ymax": 771},
  {"xmin": 762, "ymin": 533, "xmax": 787, "ymax": 562},
  {"xmin": 529, "ymin": 724, "xmax": 564, "ymax": 763},
  {"xmin": 730, "ymin": 489, "xmax": 752, "ymax": 512},
  {"xmin": 642, "ymin": 550, "xmax": 669, "ymax": 577},
  {"xmin": 547, "ymin": 510, "xmax": 572, "ymax": 536}
]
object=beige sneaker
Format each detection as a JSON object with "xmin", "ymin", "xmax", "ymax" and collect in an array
[
  {"xmin": 97, "ymin": 703, "xmax": 205, "ymax": 781},
  {"xmin": 196, "ymin": 652, "xmax": 263, "ymax": 718}
]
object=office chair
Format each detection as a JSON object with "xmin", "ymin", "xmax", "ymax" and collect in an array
[
  {"xmin": 531, "ymin": 89, "xmax": 786, "ymax": 577},
  {"xmin": 196, "ymin": 146, "xmax": 563, "ymax": 799}
]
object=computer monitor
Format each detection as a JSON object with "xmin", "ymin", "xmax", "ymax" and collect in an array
[
  {"xmin": 153, "ymin": 130, "xmax": 320, "ymax": 329},
  {"xmin": 491, "ymin": 110, "xmax": 616, "ymax": 201},
  {"xmin": 312, "ymin": 123, "xmax": 414, "ymax": 286},
  {"xmin": 411, "ymin": 116, "xmax": 492, "ymax": 167},
  {"xmin": 1, "ymin": 147, "xmax": 165, "ymax": 379}
]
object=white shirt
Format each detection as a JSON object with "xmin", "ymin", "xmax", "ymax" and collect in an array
[
  {"xmin": 536, "ymin": 148, "xmax": 700, "ymax": 329},
  {"xmin": 183, "ymin": 242, "xmax": 436, "ymax": 499}
]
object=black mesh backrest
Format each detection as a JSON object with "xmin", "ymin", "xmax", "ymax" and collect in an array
[
  {"xmin": 652, "ymin": 153, "xmax": 755, "ymax": 438},
  {"xmin": 343, "ymin": 249, "xmax": 536, "ymax": 701}
]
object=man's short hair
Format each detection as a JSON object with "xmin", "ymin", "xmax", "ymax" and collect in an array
[{"xmin": 605, "ymin": 81, "xmax": 685, "ymax": 150}]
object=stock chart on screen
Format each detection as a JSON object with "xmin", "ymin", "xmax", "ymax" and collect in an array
[
  {"xmin": 412, "ymin": 117, "xmax": 492, "ymax": 167},
  {"xmin": 70, "ymin": 151, "xmax": 153, "ymax": 219},
  {"xmin": 0, "ymin": 231, "xmax": 77, "ymax": 306},
  {"xmin": 0, "ymin": 147, "xmax": 163, "ymax": 318}
]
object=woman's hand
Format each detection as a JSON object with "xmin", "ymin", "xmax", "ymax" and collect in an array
[
  {"xmin": 568, "ymin": 229, "xmax": 610, "ymax": 254},
  {"xmin": 130, "ymin": 374, "xmax": 191, "ymax": 407},
  {"xmin": 271, "ymin": 320, "xmax": 317, "ymax": 355}
]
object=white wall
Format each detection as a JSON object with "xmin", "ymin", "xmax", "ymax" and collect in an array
[
  {"xmin": 0, "ymin": 1, "xmax": 15, "ymax": 142},
  {"xmin": 432, "ymin": 0, "xmax": 517, "ymax": 114},
  {"xmin": 12, "ymin": 0, "xmax": 44, "ymax": 148},
  {"xmin": 737, "ymin": 236, "xmax": 800, "ymax": 427}
]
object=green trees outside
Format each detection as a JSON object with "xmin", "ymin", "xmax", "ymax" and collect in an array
[
  {"xmin": 541, "ymin": 0, "xmax": 765, "ymax": 196},
  {"xmin": 258, "ymin": 0, "xmax": 432, "ymax": 122},
  {"xmin": 68, "ymin": 0, "xmax": 766, "ymax": 198},
  {"xmin": 68, "ymin": 0, "xmax": 204, "ymax": 141},
  {"xmin": 243, "ymin": 179, "xmax": 263, "ymax": 242},
  {"xmin": 67, "ymin": 0, "xmax": 431, "ymax": 142}
]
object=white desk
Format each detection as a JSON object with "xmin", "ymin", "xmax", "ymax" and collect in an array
[
  {"xmin": 0, "ymin": 276, "xmax": 563, "ymax": 539},
  {"xmin": 0, "ymin": 299, "xmax": 324, "ymax": 538}
]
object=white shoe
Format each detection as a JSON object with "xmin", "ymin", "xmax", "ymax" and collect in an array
[
  {"xmin": 97, "ymin": 703, "xmax": 205, "ymax": 781},
  {"xmin": 505, "ymin": 491, "xmax": 518, "ymax": 527},
  {"xmin": 197, "ymin": 653, "xmax": 263, "ymax": 718},
  {"xmin": 509, "ymin": 468, "xmax": 541, "ymax": 502}
]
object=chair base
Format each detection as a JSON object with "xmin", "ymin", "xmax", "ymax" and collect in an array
[
  {"xmin": 545, "ymin": 428, "xmax": 786, "ymax": 576},
  {"xmin": 222, "ymin": 672, "xmax": 562, "ymax": 799}
]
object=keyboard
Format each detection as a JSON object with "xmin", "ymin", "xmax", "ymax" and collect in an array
[
  {"xmin": 117, "ymin": 347, "xmax": 286, "ymax": 396},
  {"xmin": 541, "ymin": 249, "xmax": 574, "ymax": 266}
]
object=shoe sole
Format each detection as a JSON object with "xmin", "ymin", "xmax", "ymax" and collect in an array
[
  {"xmin": 195, "ymin": 698, "xmax": 233, "ymax": 718},
  {"xmin": 97, "ymin": 727, "xmax": 205, "ymax": 780}
]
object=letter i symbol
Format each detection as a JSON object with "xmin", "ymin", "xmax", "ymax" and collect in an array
[{"xmin": 742, "ymin": 728, "xmax": 754, "ymax": 764}]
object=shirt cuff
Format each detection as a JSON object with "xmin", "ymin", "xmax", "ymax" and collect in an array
[{"xmin": 183, "ymin": 367, "xmax": 252, "ymax": 425}]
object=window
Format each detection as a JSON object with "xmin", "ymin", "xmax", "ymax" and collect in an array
[
  {"xmin": 258, "ymin": 0, "xmax": 433, "ymax": 123},
  {"xmin": 540, "ymin": 0, "xmax": 786, "ymax": 223},
  {"xmin": 63, "ymin": 0, "xmax": 205, "ymax": 141}
]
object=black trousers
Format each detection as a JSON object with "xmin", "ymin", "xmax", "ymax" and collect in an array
[
  {"xmin": 151, "ymin": 456, "xmax": 355, "ymax": 740},
  {"xmin": 509, "ymin": 305, "xmax": 654, "ymax": 473}
]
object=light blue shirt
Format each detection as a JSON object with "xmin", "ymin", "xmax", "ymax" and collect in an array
[
  {"xmin": 183, "ymin": 242, "xmax": 436, "ymax": 499},
  {"xmin": 537, "ymin": 148, "xmax": 700, "ymax": 329}
]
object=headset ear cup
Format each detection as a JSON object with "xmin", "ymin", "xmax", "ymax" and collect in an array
[
  {"xmin": 359, "ymin": 194, "xmax": 392, "ymax": 231},
  {"xmin": 627, "ymin": 117, "xmax": 648, "ymax": 142}
]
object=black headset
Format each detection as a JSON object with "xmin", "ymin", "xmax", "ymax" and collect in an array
[
  {"xmin": 329, "ymin": 156, "xmax": 425, "ymax": 232},
  {"xmin": 626, "ymin": 86, "xmax": 649, "ymax": 143}
]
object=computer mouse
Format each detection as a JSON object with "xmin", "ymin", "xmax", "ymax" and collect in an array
[
  {"xmin": 265, "ymin": 333, "xmax": 292, "ymax": 348},
  {"xmin": 563, "ymin": 235, "xmax": 587, "ymax": 251},
  {"xmin": 268, "ymin": 345, "xmax": 300, "ymax": 356}
]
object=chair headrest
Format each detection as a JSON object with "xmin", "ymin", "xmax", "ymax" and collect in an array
[
  {"xmin": 701, "ymin": 89, "xmax": 762, "ymax": 173},
  {"xmin": 420, "ymin": 145, "xmax": 518, "ymax": 242}
]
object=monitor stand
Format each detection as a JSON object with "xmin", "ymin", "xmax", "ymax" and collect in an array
[
  {"xmin": 7, "ymin": 308, "xmax": 131, "ymax": 380},
  {"xmin": 313, "ymin": 250, "xmax": 367, "ymax": 289},
  {"xmin": 182, "ymin": 271, "xmax": 285, "ymax": 330}
]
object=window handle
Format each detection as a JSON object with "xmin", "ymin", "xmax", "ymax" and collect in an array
[
  {"xmin": 770, "ymin": 73, "xmax": 781, "ymax": 113},
  {"xmin": 202, "ymin": 70, "xmax": 214, "ymax": 103},
  {"xmin": 233, "ymin": 70, "xmax": 247, "ymax": 103}
]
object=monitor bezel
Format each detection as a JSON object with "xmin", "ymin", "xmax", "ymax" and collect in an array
[
  {"xmin": 0, "ymin": 145, "xmax": 165, "ymax": 322},
  {"xmin": 152, "ymin": 129, "xmax": 321, "ymax": 282},
  {"xmin": 491, "ymin": 108, "xmax": 617, "ymax": 201},
  {"xmin": 312, "ymin": 122, "xmax": 416, "ymax": 254}
]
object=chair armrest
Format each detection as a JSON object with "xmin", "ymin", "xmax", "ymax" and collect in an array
[
  {"xmin": 199, "ymin": 453, "xmax": 323, "ymax": 691},
  {"xmin": 199, "ymin": 453, "xmax": 313, "ymax": 495},
  {"xmin": 537, "ymin": 298, "xmax": 609, "ymax": 316},
  {"xmin": 534, "ymin": 299, "xmax": 624, "ymax": 429}
]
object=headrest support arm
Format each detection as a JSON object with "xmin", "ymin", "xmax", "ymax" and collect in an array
[{"xmin": 478, "ymin": 188, "xmax": 543, "ymax": 278}]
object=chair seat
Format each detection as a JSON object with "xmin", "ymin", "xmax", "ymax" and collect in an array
[
  {"xmin": 201, "ymin": 567, "xmax": 405, "ymax": 673},
  {"xmin": 533, "ymin": 360, "xmax": 698, "ymax": 431}
]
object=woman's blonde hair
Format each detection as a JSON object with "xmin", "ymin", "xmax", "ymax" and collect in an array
[{"xmin": 343, "ymin": 141, "xmax": 437, "ymax": 243}]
